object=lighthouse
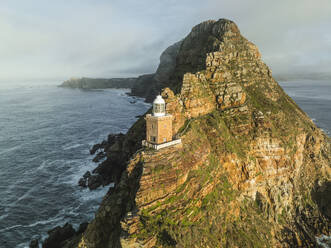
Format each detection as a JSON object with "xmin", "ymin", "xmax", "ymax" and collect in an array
[{"xmin": 142, "ymin": 95, "xmax": 181, "ymax": 150}]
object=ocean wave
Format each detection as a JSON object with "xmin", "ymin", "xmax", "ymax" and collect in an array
[
  {"xmin": 61, "ymin": 159, "xmax": 95, "ymax": 185},
  {"xmin": 0, "ymin": 216, "xmax": 63, "ymax": 233},
  {"xmin": 10, "ymin": 187, "xmax": 36, "ymax": 207},
  {"xmin": 76, "ymin": 184, "xmax": 111, "ymax": 202},
  {"xmin": 316, "ymin": 235, "xmax": 331, "ymax": 248},
  {"xmin": 114, "ymin": 89, "xmax": 130, "ymax": 96},
  {"xmin": 321, "ymin": 129, "xmax": 330, "ymax": 135},
  {"xmin": 0, "ymin": 144, "xmax": 23, "ymax": 156},
  {"xmin": 62, "ymin": 143, "xmax": 84, "ymax": 150},
  {"xmin": 0, "ymin": 86, "xmax": 168, "ymax": 247}
]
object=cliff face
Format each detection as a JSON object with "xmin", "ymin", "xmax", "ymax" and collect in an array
[
  {"xmin": 130, "ymin": 41, "xmax": 182, "ymax": 102},
  {"xmin": 71, "ymin": 19, "xmax": 330, "ymax": 248}
]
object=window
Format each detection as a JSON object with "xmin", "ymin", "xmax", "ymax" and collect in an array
[
  {"xmin": 153, "ymin": 103, "xmax": 165, "ymax": 113},
  {"xmin": 150, "ymin": 136, "xmax": 156, "ymax": 142},
  {"xmin": 163, "ymin": 138, "xmax": 166, "ymax": 142}
]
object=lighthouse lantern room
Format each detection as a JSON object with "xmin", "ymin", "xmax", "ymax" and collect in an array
[{"xmin": 152, "ymin": 95, "xmax": 166, "ymax": 117}]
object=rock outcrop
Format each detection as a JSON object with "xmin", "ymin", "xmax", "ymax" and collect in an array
[
  {"xmin": 130, "ymin": 41, "xmax": 182, "ymax": 102},
  {"xmin": 49, "ymin": 19, "xmax": 330, "ymax": 247}
]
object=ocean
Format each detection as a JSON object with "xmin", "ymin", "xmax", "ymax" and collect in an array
[
  {"xmin": 279, "ymin": 80, "xmax": 331, "ymax": 136},
  {"xmin": 0, "ymin": 80, "xmax": 330, "ymax": 247},
  {"xmin": 0, "ymin": 84, "xmax": 150, "ymax": 248}
]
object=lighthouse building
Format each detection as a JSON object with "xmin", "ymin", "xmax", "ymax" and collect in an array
[{"xmin": 142, "ymin": 95, "xmax": 181, "ymax": 150}]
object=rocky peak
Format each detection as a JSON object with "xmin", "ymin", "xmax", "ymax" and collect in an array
[
  {"xmin": 189, "ymin": 19, "xmax": 240, "ymax": 40},
  {"xmin": 171, "ymin": 18, "xmax": 260, "ymax": 92},
  {"xmin": 72, "ymin": 19, "xmax": 330, "ymax": 248},
  {"xmin": 154, "ymin": 40, "xmax": 182, "ymax": 84},
  {"xmin": 163, "ymin": 18, "xmax": 269, "ymax": 133},
  {"xmin": 211, "ymin": 18, "xmax": 240, "ymax": 38},
  {"xmin": 189, "ymin": 20, "xmax": 217, "ymax": 38}
]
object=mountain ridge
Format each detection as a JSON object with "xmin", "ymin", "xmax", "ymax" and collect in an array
[
  {"xmin": 59, "ymin": 41, "xmax": 182, "ymax": 103},
  {"xmin": 41, "ymin": 18, "xmax": 330, "ymax": 248}
]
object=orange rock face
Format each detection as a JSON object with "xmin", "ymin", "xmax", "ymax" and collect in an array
[{"xmin": 78, "ymin": 19, "xmax": 331, "ymax": 248}]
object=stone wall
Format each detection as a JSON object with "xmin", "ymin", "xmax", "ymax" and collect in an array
[{"xmin": 145, "ymin": 114, "xmax": 173, "ymax": 144}]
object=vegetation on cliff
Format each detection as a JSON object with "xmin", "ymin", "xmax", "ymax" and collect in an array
[{"xmin": 47, "ymin": 19, "xmax": 330, "ymax": 248}]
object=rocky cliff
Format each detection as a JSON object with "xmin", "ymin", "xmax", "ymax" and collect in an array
[
  {"xmin": 130, "ymin": 41, "xmax": 182, "ymax": 102},
  {"xmin": 48, "ymin": 19, "xmax": 330, "ymax": 248}
]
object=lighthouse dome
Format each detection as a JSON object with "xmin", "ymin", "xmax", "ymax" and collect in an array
[{"xmin": 152, "ymin": 95, "xmax": 166, "ymax": 117}]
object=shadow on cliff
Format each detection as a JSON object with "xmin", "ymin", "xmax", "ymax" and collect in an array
[
  {"xmin": 168, "ymin": 19, "xmax": 238, "ymax": 94},
  {"xmin": 311, "ymin": 180, "xmax": 331, "ymax": 220},
  {"xmin": 117, "ymin": 157, "xmax": 177, "ymax": 248}
]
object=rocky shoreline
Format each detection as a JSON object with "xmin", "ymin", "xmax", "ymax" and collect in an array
[
  {"xmin": 32, "ymin": 128, "xmax": 144, "ymax": 248},
  {"xmin": 30, "ymin": 222, "xmax": 88, "ymax": 248},
  {"xmin": 78, "ymin": 133, "xmax": 125, "ymax": 190}
]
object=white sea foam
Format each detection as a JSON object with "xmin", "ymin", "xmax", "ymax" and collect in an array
[
  {"xmin": 114, "ymin": 89, "xmax": 130, "ymax": 96},
  {"xmin": 0, "ymin": 216, "xmax": 63, "ymax": 233},
  {"xmin": 62, "ymin": 143, "xmax": 84, "ymax": 150},
  {"xmin": 11, "ymin": 187, "xmax": 36, "ymax": 206},
  {"xmin": 35, "ymin": 160, "xmax": 48, "ymax": 171},
  {"xmin": 64, "ymin": 159, "xmax": 95, "ymax": 185},
  {"xmin": 320, "ymin": 128, "xmax": 330, "ymax": 135},
  {"xmin": 0, "ymin": 86, "xmax": 152, "ymax": 248},
  {"xmin": 316, "ymin": 235, "xmax": 331, "ymax": 248},
  {"xmin": 76, "ymin": 185, "xmax": 110, "ymax": 202}
]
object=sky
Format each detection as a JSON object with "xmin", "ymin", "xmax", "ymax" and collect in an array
[{"xmin": 0, "ymin": 0, "xmax": 331, "ymax": 83}]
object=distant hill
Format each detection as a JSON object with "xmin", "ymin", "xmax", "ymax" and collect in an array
[
  {"xmin": 60, "ymin": 77, "xmax": 137, "ymax": 89},
  {"xmin": 59, "ymin": 40, "xmax": 182, "ymax": 103},
  {"xmin": 274, "ymin": 72, "xmax": 331, "ymax": 82}
]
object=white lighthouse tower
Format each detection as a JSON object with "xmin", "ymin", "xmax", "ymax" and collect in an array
[{"xmin": 142, "ymin": 95, "xmax": 181, "ymax": 150}]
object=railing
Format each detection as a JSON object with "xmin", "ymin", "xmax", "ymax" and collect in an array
[{"xmin": 142, "ymin": 139, "xmax": 182, "ymax": 150}]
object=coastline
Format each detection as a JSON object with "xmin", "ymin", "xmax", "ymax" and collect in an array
[
  {"xmin": 0, "ymin": 85, "xmax": 150, "ymax": 248},
  {"xmin": 36, "ymin": 81, "xmax": 331, "ymax": 247}
]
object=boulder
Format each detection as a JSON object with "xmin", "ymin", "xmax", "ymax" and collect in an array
[
  {"xmin": 83, "ymin": 171, "xmax": 91, "ymax": 179},
  {"xmin": 42, "ymin": 223, "xmax": 75, "ymax": 248},
  {"xmin": 29, "ymin": 239, "xmax": 39, "ymax": 248},
  {"xmin": 78, "ymin": 177, "xmax": 87, "ymax": 188},
  {"xmin": 89, "ymin": 144, "xmax": 101, "ymax": 155},
  {"xmin": 92, "ymin": 151, "xmax": 106, "ymax": 163},
  {"xmin": 77, "ymin": 222, "xmax": 89, "ymax": 234},
  {"xmin": 87, "ymin": 174, "xmax": 103, "ymax": 190}
]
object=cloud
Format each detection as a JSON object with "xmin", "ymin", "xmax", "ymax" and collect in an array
[{"xmin": 0, "ymin": 0, "xmax": 330, "ymax": 83}]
